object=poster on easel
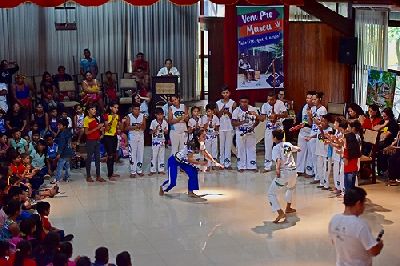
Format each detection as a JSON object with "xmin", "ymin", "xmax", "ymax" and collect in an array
[
  {"xmin": 236, "ymin": 6, "xmax": 284, "ymax": 90},
  {"xmin": 366, "ymin": 69, "xmax": 396, "ymax": 109}
]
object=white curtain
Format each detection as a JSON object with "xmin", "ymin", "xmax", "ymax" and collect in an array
[
  {"xmin": 0, "ymin": 0, "xmax": 197, "ymax": 100},
  {"xmin": 354, "ymin": 8, "xmax": 388, "ymax": 110},
  {"xmin": 126, "ymin": 1, "xmax": 198, "ymax": 100}
]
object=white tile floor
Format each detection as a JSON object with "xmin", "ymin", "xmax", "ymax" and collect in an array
[{"xmin": 46, "ymin": 148, "xmax": 400, "ymax": 266}]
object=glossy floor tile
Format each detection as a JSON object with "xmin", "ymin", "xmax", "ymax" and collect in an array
[{"xmin": 46, "ymin": 148, "xmax": 400, "ymax": 266}]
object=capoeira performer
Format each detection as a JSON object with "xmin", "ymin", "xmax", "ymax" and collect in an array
[
  {"xmin": 259, "ymin": 93, "xmax": 288, "ymax": 172},
  {"xmin": 306, "ymin": 92, "xmax": 328, "ymax": 184},
  {"xmin": 159, "ymin": 129, "xmax": 223, "ymax": 198},
  {"xmin": 268, "ymin": 129, "xmax": 300, "ymax": 223},
  {"xmin": 232, "ymin": 96, "xmax": 259, "ymax": 172},
  {"xmin": 216, "ymin": 86, "xmax": 236, "ymax": 169},
  {"xmin": 294, "ymin": 91, "xmax": 315, "ymax": 176},
  {"xmin": 168, "ymin": 95, "xmax": 188, "ymax": 155}
]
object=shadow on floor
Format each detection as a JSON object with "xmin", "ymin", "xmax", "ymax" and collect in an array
[
  {"xmin": 163, "ymin": 193, "xmax": 209, "ymax": 204},
  {"xmin": 251, "ymin": 214, "xmax": 300, "ymax": 238},
  {"xmin": 362, "ymin": 198, "xmax": 394, "ymax": 232}
]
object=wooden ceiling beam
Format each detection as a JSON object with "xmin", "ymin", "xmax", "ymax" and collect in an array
[{"xmin": 299, "ymin": 0, "xmax": 354, "ymax": 36}]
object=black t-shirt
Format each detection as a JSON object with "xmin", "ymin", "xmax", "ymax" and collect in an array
[
  {"xmin": 385, "ymin": 118, "xmax": 399, "ymax": 145},
  {"xmin": 0, "ymin": 65, "xmax": 19, "ymax": 84},
  {"xmin": 6, "ymin": 109, "xmax": 27, "ymax": 130}
]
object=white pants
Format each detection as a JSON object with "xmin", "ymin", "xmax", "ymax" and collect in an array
[
  {"xmin": 264, "ymin": 129, "xmax": 273, "ymax": 170},
  {"xmin": 316, "ymin": 155, "xmax": 331, "ymax": 188},
  {"xmin": 332, "ymin": 159, "xmax": 344, "ymax": 191},
  {"xmin": 268, "ymin": 170, "xmax": 297, "ymax": 212},
  {"xmin": 205, "ymin": 136, "xmax": 218, "ymax": 167},
  {"xmin": 170, "ymin": 130, "xmax": 187, "ymax": 156},
  {"xmin": 307, "ymin": 138, "xmax": 317, "ymax": 178},
  {"xmin": 128, "ymin": 133, "xmax": 144, "ymax": 174},
  {"xmin": 219, "ymin": 130, "xmax": 233, "ymax": 167},
  {"xmin": 296, "ymin": 128, "xmax": 311, "ymax": 173},
  {"xmin": 151, "ymin": 144, "xmax": 165, "ymax": 173},
  {"xmin": 236, "ymin": 132, "xmax": 257, "ymax": 170}
]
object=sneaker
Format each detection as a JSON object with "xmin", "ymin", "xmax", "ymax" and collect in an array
[
  {"xmin": 96, "ymin": 177, "xmax": 106, "ymax": 182},
  {"xmin": 86, "ymin": 177, "xmax": 94, "ymax": 182},
  {"xmin": 50, "ymin": 179, "xmax": 58, "ymax": 184},
  {"xmin": 108, "ymin": 177, "xmax": 117, "ymax": 181},
  {"xmin": 63, "ymin": 234, "xmax": 74, "ymax": 242}
]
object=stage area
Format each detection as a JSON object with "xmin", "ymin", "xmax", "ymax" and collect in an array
[{"xmin": 46, "ymin": 148, "xmax": 400, "ymax": 266}]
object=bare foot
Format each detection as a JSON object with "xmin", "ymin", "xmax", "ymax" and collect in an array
[
  {"xmin": 238, "ymin": 169, "xmax": 244, "ymax": 173},
  {"xmin": 109, "ymin": 177, "xmax": 117, "ymax": 181},
  {"xmin": 159, "ymin": 186, "xmax": 164, "ymax": 196},
  {"xmin": 111, "ymin": 174, "xmax": 120, "ymax": 178},
  {"xmin": 130, "ymin": 173, "xmax": 136, "ymax": 178},
  {"xmin": 137, "ymin": 173, "xmax": 144, "ymax": 177},
  {"xmin": 86, "ymin": 177, "xmax": 94, "ymax": 182},
  {"xmin": 273, "ymin": 213, "xmax": 286, "ymax": 223},
  {"xmin": 159, "ymin": 171, "xmax": 166, "ymax": 175},
  {"xmin": 148, "ymin": 172, "xmax": 155, "ymax": 176},
  {"xmin": 285, "ymin": 208, "xmax": 296, "ymax": 214}
]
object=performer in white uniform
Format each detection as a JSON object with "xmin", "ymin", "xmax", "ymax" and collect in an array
[
  {"xmin": 329, "ymin": 117, "xmax": 347, "ymax": 195},
  {"xmin": 149, "ymin": 108, "xmax": 169, "ymax": 175},
  {"xmin": 202, "ymin": 103, "xmax": 220, "ymax": 169},
  {"xmin": 295, "ymin": 91, "xmax": 315, "ymax": 175},
  {"xmin": 267, "ymin": 129, "xmax": 300, "ymax": 223},
  {"xmin": 314, "ymin": 114, "xmax": 333, "ymax": 189},
  {"xmin": 259, "ymin": 93, "xmax": 288, "ymax": 171},
  {"xmin": 168, "ymin": 95, "xmax": 188, "ymax": 156},
  {"xmin": 188, "ymin": 106, "xmax": 202, "ymax": 141},
  {"xmin": 126, "ymin": 102, "xmax": 146, "ymax": 177},
  {"xmin": 216, "ymin": 86, "xmax": 236, "ymax": 169},
  {"xmin": 306, "ymin": 92, "xmax": 328, "ymax": 184},
  {"xmin": 232, "ymin": 96, "xmax": 259, "ymax": 172}
]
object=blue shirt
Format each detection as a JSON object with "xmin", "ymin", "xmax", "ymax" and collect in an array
[
  {"xmin": 80, "ymin": 57, "xmax": 98, "ymax": 76},
  {"xmin": 0, "ymin": 118, "xmax": 6, "ymax": 134},
  {"xmin": 47, "ymin": 143, "xmax": 58, "ymax": 159}
]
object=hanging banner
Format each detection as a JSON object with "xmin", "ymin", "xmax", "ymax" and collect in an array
[
  {"xmin": 366, "ymin": 69, "xmax": 396, "ymax": 109},
  {"xmin": 236, "ymin": 6, "xmax": 284, "ymax": 90}
]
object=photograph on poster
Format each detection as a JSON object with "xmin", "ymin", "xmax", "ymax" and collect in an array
[{"xmin": 366, "ymin": 69, "xmax": 396, "ymax": 109}]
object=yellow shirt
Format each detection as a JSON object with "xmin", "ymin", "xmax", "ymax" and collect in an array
[{"xmin": 104, "ymin": 114, "xmax": 119, "ymax": 136}]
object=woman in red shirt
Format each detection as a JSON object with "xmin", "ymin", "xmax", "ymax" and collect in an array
[
  {"xmin": 361, "ymin": 104, "xmax": 382, "ymax": 130},
  {"xmin": 343, "ymin": 133, "xmax": 362, "ymax": 192},
  {"xmin": 9, "ymin": 240, "xmax": 36, "ymax": 266}
]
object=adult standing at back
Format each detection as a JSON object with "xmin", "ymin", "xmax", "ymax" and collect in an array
[
  {"xmin": 329, "ymin": 187, "xmax": 383, "ymax": 266},
  {"xmin": 0, "ymin": 60, "xmax": 19, "ymax": 87},
  {"xmin": 157, "ymin": 58, "xmax": 180, "ymax": 83},
  {"xmin": 80, "ymin": 49, "xmax": 98, "ymax": 78}
]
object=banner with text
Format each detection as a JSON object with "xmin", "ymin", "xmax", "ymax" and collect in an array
[{"xmin": 237, "ymin": 6, "xmax": 284, "ymax": 90}]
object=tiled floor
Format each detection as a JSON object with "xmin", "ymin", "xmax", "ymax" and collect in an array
[{"xmin": 47, "ymin": 148, "xmax": 400, "ymax": 266}]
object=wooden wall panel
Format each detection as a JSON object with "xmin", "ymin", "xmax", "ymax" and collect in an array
[{"xmin": 286, "ymin": 22, "xmax": 351, "ymax": 112}]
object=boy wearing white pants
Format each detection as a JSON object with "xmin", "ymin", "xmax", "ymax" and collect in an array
[
  {"xmin": 126, "ymin": 102, "xmax": 146, "ymax": 178},
  {"xmin": 232, "ymin": 96, "xmax": 259, "ymax": 172},
  {"xmin": 168, "ymin": 95, "xmax": 188, "ymax": 156},
  {"xmin": 216, "ymin": 87, "xmax": 236, "ymax": 169},
  {"xmin": 330, "ymin": 118, "xmax": 347, "ymax": 195},
  {"xmin": 259, "ymin": 93, "xmax": 288, "ymax": 171},
  {"xmin": 268, "ymin": 129, "xmax": 300, "ymax": 223},
  {"xmin": 202, "ymin": 104, "xmax": 220, "ymax": 169},
  {"xmin": 314, "ymin": 115, "xmax": 333, "ymax": 189},
  {"xmin": 149, "ymin": 108, "xmax": 168, "ymax": 175}
]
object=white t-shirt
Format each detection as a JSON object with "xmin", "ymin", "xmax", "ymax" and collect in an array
[
  {"xmin": 128, "ymin": 113, "xmax": 144, "ymax": 137},
  {"xmin": 315, "ymin": 127, "xmax": 333, "ymax": 157},
  {"xmin": 150, "ymin": 119, "xmax": 168, "ymax": 146},
  {"xmin": 232, "ymin": 105, "xmax": 258, "ymax": 134},
  {"xmin": 188, "ymin": 116, "xmax": 203, "ymax": 140},
  {"xmin": 170, "ymin": 104, "xmax": 187, "ymax": 133},
  {"xmin": 311, "ymin": 105, "xmax": 328, "ymax": 133},
  {"xmin": 216, "ymin": 99, "xmax": 235, "ymax": 131},
  {"xmin": 332, "ymin": 131, "xmax": 344, "ymax": 162},
  {"xmin": 201, "ymin": 115, "xmax": 220, "ymax": 140},
  {"xmin": 0, "ymin": 83, "xmax": 8, "ymax": 113},
  {"xmin": 260, "ymin": 100, "xmax": 287, "ymax": 130},
  {"xmin": 272, "ymin": 142, "xmax": 297, "ymax": 170},
  {"xmin": 329, "ymin": 214, "xmax": 377, "ymax": 266}
]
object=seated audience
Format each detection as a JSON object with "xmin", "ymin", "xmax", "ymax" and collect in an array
[
  {"xmin": 116, "ymin": 251, "xmax": 132, "ymax": 266},
  {"xmin": 40, "ymin": 72, "xmax": 62, "ymax": 112},
  {"xmin": 0, "ymin": 82, "xmax": 9, "ymax": 113},
  {"xmin": 0, "ymin": 60, "xmax": 19, "ymax": 86},
  {"xmin": 93, "ymin": 246, "xmax": 115, "ymax": 266},
  {"xmin": 80, "ymin": 49, "xmax": 98, "ymax": 78},
  {"xmin": 32, "ymin": 104, "xmax": 48, "ymax": 137},
  {"xmin": 53, "ymin": 66, "xmax": 73, "ymax": 101},
  {"xmin": 6, "ymin": 103, "xmax": 28, "ymax": 135},
  {"xmin": 81, "ymin": 71, "xmax": 104, "ymax": 110},
  {"xmin": 102, "ymin": 71, "xmax": 118, "ymax": 104},
  {"xmin": 347, "ymin": 102, "xmax": 365, "ymax": 123},
  {"xmin": 362, "ymin": 104, "xmax": 382, "ymax": 130},
  {"xmin": 11, "ymin": 75, "xmax": 32, "ymax": 111}
]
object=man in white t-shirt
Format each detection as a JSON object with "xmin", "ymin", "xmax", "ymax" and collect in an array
[
  {"xmin": 329, "ymin": 187, "xmax": 383, "ymax": 266},
  {"xmin": 157, "ymin": 58, "xmax": 180, "ymax": 83},
  {"xmin": 259, "ymin": 93, "xmax": 288, "ymax": 171}
]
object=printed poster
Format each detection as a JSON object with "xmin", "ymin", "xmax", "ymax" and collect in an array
[{"xmin": 237, "ymin": 6, "xmax": 284, "ymax": 90}]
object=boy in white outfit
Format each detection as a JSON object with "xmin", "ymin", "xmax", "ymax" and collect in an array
[
  {"xmin": 201, "ymin": 103, "xmax": 220, "ymax": 170},
  {"xmin": 168, "ymin": 95, "xmax": 188, "ymax": 155},
  {"xmin": 268, "ymin": 129, "xmax": 300, "ymax": 223},
  {"xmin": 313, "ymin": 114, "xmax": 333, "ymax": 189},
  {"xmin": 126, "ymin": 102, "xmax": 146, "ymax": 178},
  {"xmin": 216, "ymin": 86, "xmax": 236, "ymax": 169},
  {"xmin": 232, "ymin": 96, "xmax": 259, "ymax": 172},
  {"xmin": 259, "ymin": 93, "xmax": 288, "ymax": 172},
  {"xmin": 188, "ymin": 106, "xmax": 202, "ymax": 140},
  {"xmin": 149, "ymin": 108, "xmax": 168, "ymax": 175}
]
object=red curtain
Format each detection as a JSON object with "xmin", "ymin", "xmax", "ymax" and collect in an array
[{"xmin": 0, "ymin": 0, "xmax": 303, "ymax": 8}]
